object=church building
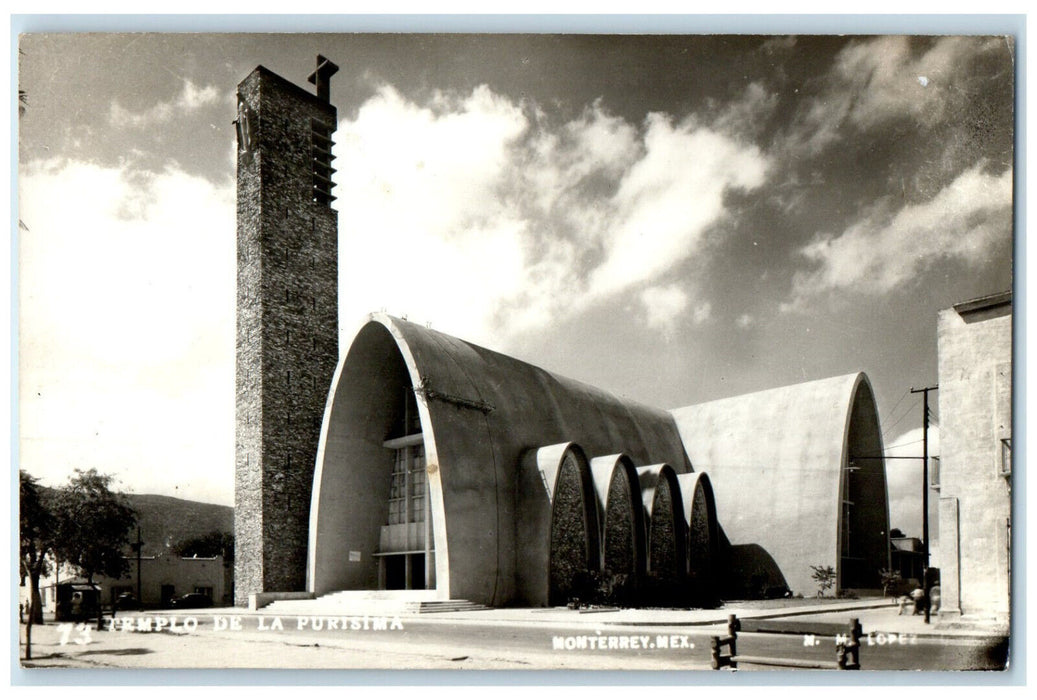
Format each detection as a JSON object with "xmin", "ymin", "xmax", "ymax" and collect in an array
[{"xmin": 234, "ymin": 58, "xmax": 891, "ymax": 609}]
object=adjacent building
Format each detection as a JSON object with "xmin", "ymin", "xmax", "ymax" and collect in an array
[
  {"xmin": 889, "ymin": 536, "xmax": 926, "ymax": 585},
  {"xmin": 936, "ymin": 291, "xmax": 1012, "ymax": 628},
  {"xmin": 23, "ymin": 554, "xmax": 227, "ymax": 615},
  {"xmin": 97, "ymin": 554, "xmax": 228, "ymax": 609}
]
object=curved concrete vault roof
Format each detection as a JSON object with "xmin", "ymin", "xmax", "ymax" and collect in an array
[
  {"xmin": 670, "ymin": 373, "xmax": 890, "ymax": 596},
  {"xmin": 309, "ymin": 314, "xmax": 691, "ymax": 606}
]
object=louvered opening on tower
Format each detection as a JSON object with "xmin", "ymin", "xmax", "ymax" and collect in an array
[{"xmin": 311, "ymin": 117, "xmax": 336, "ymax": 206}]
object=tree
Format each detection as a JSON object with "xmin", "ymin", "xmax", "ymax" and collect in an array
[
  {"xmin": 51, "ymin": 469, "xmax": 137, "ymax": 584},
  {"xmin": 173, "ymin": 531, "xmax": 234, "ymax": 562},
  {"xmin": 879, "ymin": 568, "xmax": 904, "ymax": 599},
  {"xmin": 810, "ymin": 564, "xmax": 837, "ymax": 598},
  {"xmin": 20, "ymin": 471, "xmax": 56, "ymax": 659}
]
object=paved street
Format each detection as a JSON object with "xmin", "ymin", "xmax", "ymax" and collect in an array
[{"xmin": 17, "ymin": 599, "xmax": 1010, "ymax": 673}]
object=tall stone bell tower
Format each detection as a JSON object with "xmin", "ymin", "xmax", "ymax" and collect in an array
[{"xmin": 234, "ymin": 56, "xmax": 340, "ymax": 605}]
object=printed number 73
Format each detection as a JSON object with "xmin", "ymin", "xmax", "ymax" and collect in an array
[{"xmin": 57, "ymin": 623, "xmax": 92, "ymax": 646}]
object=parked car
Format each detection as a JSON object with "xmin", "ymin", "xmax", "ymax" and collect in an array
[
  {"xmin": 170, "ymin": 592, "xmax": 212, "ymax": 609},
  {"xmin": 115, "ymin": 592, "xmax": 140, "ymax": 611}
]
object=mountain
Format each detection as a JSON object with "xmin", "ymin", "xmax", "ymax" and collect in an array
[
  {"xmin": 120, "ymin": 494, "xmax": 233, "ymax": 557},
  {"xmin": 33, "ymin": 483, "xmax": 233, "ymax": 558}
]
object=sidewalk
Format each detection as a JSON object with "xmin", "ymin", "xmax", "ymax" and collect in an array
[
  {"xmin": 433, "ymin": 599, "xmax": 1006, "ymax": 640},
  {"xmin": 241, "ymin": 596, "xmax": 1008, "ymax": 640}
]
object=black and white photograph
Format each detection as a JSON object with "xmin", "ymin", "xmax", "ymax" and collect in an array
[{"xmin": 15, "ymin": 25, "xmax": 1017, "ymax": 676}]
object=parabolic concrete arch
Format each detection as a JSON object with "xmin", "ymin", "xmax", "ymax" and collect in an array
[
  {"xmin": 308, "ymin": 314, "xmax": 691, "ymax": 607},
  {"xmin": 590, "ymin": 454, "xmax": 647, "ymax": 579},
  {"xmin": 676, "ymin": 471, "xmax": 720, "ymax": 601},
  {"xmin": 637, "ymin": 464, "xmax": 686, "ymax": 603},
  {"xmin": 670, "ymin": 373, "xmax": 889, "ymax": 596},
  {"xmin": 526, "ymin": 442, "xmax": 601, "ymax": 607}
]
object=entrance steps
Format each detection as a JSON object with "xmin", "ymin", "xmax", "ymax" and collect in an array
[{"xmin": 262, "ymin": 590, "xmax": 489, "ymax": 616}]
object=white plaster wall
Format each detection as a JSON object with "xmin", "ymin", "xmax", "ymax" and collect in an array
[{"xmin": 936, "ymin": 301, "xmax": 1012, "ymax": 622}]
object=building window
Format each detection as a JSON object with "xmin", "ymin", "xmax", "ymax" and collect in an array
[
  {"xmin": 389, "ymin": 453, "xmax": 406, "ymax": 525},
  {"xmin": 409, "ymin": 447, "xmax": 427, "ymax": 522},
  {"xmin": 388, "ymin": 443, "xmax": 426, "ymax": 526},
  {"xmin": 930, "ymin": 457, "xmax": 940, "ymax": 490},
  {"xmin": 379, "ymin": 387, "xmax": 434, "ymax": 591}
]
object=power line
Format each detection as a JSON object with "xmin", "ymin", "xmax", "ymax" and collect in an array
[
  {"xmin": 881, "ymin": 388, "xmax": 910, "ymax": 427},
  {"xmin": 882, "ymin": 396, "xmax": 921, "ymax": 437},
  {"xmin": 884, "ymin": 394, "xmax": 921, "ymax": 434},
  {"xmin": 884, "ymin": 438, "xmax": 924, "ymax": 451}
]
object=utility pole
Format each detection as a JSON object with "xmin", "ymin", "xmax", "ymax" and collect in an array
[
  {"xmin": 911, "ymin": 385, "xmax": 937, "ymax": 624},
  {"xmin": 134, "ymin": 527, "xmax": 143, "ymax": 607},
  {"xmin": 910, "ymin": 386, "xmax": 938, "ymax": 565}
]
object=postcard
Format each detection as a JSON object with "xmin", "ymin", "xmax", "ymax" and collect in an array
[{"xmin": 16, "ymin": 28, "xmax": 1015, "ymax": 675}]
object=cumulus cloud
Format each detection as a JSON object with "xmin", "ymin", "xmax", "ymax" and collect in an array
[
  {"xmin": 588, "ymin": 114, "xmax": 768, "ymax": 300},
  {"xmin": 19, "ymin": 81, "xmax": 772, "ymax": 500},
  {"xmin": 760, "ymin": 36, "xmax": 797, "ymax": 55},
  {"xmin": 785, "ymin": 36, "xmax": 1003, "ymax": 157},
  {"xmin": 336, "ymin": 84, "xmax": 769, "ymax": 345},
  {"xmin": 110, "ymin": 78, "xmax": 220, "ymax": 128},
  {"xmin": 19, "ymin": 158, "xmax": 235, "ymax": 502},
  {"xmin": 639, "ymin": 284, "xmax": 693, "ymax": 336},
  {"xmin": 336, "ymin": 85, "xmax": 530, "ymax": 342},
  {"xmin": 692, "ymin": 301, "xmax": 712, "ymax": 325},
  {"xmin": 712, "ymin": 82, "xmax": 779, "ymax": 141},
  {"xmin": 784, "ymin": 163, "xmax": 1012, "ymax": 309}
]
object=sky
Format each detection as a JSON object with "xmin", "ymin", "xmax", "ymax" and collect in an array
[{"xmin": 16, "ymin": 31, "xmax": 1014, "ymax": 542}]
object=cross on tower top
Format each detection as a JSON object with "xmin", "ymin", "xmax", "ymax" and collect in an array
[{"xmin": 308, "ymin": 54, "xmax": 339, "ymax": 102}]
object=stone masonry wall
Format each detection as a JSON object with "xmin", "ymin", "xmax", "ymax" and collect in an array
[{"xmin": 235, "ymin": 66, "xmax": 339, "ymax": 605}]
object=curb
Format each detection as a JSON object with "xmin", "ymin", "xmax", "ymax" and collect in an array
[{"xmin": 162, "ymin": 603, "xmax": 1008, "ymax": 641}]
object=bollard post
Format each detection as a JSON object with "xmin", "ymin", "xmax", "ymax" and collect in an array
[
  {"xmin": 727, "ymin": 614, "xmax": 739, "ymax": 668},
  {"xmin": 844, "ymin": 617, "xmax": 862, "ymax": 670},
  {"xmin": 710, "ymin": 614, "xmax": 741, "ymax": 669},
  {"xmin": 727, "ymin": 614, "xmax": 738, "ymax": 650}
]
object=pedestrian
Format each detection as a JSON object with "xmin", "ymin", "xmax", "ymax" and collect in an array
[
  {"xmin": 910, "ymin": 587, "xmax": 925, "ymax": 615},
  {"xmin": 897, "ymin": 594, "xmax": 913, "ymax": 615}
]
